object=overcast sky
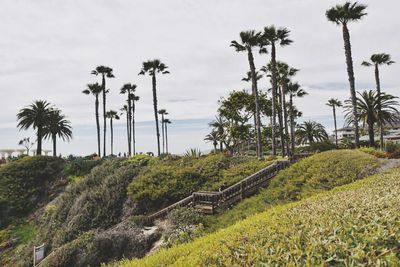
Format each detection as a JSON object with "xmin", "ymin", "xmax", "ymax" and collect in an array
[{"xmin": 0, "ymin": 0, "xmax": 399, "ymax": 155}]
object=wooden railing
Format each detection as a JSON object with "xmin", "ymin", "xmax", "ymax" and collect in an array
[{"xmin": 148, "ymin": 153, "xmax": 311, "ymax": 221}]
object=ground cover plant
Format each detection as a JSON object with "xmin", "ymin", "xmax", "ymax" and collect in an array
[
  {"xmin": 205, "ymin": 149, "xmax": 381, "ymax": 232},
  {"xmin": 115, "ymin": 166, "xmax": 400, "ymax": 266}
]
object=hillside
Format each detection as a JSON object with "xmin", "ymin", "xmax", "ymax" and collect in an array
[{"xmin": 115, "ymin": 166, "xmax": 400, "ymax": 266}]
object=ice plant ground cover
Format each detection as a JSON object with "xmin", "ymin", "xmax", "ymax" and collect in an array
[{"xmin": 111, "ymin": 167, "xmax": 400, "ymax": 266}]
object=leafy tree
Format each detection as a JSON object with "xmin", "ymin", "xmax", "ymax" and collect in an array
[
  {"xmin": 18, "ymin": 137, "xmax": 35, "ymax": 155},
  {"xmin": 362, "ymin": 53, "xmax": 395, "ymax": 149},
  {"xmin": 344, "ymin": 90, "xmax": 399, "ymax": 147},
  {"xmin": 259, "ymin": 25, "xmax": 293, "ymax": 156},
  {"xmin": 91, "ymin": 66, "xmax": 115, "ymax": 156},
  {"xmin": 139, "ymin": 59, "xmax": 169, "ymax": 156},
  {"xmin": 44, "ymin": 109, "xmax": 73, "ymax": 156},
  {"xmin": 17, "ymin": 100, "xmax": 52, "ymax": 155},
  {"xmin": 326, "ymin": 1, "xmax": 368, "ymax": 148},
  {"xmin": 326, "ymin": 98, "xmax": 342, "ymax": 146},
  {"xmin": 287, "ymin": 82, "xmax": 307, "ymax": 152},
  {"xmin": 82, "ymin": 83, "xmax": 102, "ymax": 157},
  {"xmin": 296, "ymin": 121, "xmax": 328, "ymax": 145},
  {"xmin": 158, "ymin": 109, "xmax": 168, "ymax": 154},
  {"xmin": 106, "ymin": 110, "xmax": 120, "ymax": 155},
  {"xmin": 231, "ymin": 30, "xmax": 263, "ymax": 158},
  {"xmin": 209, "ymin": 116, "xmax": 227, "ymax": 152}
]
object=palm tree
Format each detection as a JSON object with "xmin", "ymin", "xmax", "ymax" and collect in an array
[
  {"xmin": 44, "ymin": 109, "xmax": 72, "ymax": 156},
  {"xmin": 158, "ymin": 109, "xmax": 168, "ymax": 154},
  {"xmin": 344, "ymin": 90, "xmax": 399, "ymax": 147},
  {"xmin": 163, "ymin": 118, "xmax": 171, "ymax": 154},
  {"xmin": 296, "ymin": 121, "xmax": 328, "ymax": 145},
  {"xmin": 139, "ymin": 59, "xmax": 169, "ymax": 156},
  {"xmin": 83, "ymin": 83, "xmax": 102, "ymax": 157},
  {"xmin": 326, "ymin": 2, "xmax": 367, "ymax": 148},
  {"xmin": 362, "ymin": 53, "xmax": 395, "ymax": 149},
  {"xmin": 326, "ymin": 98, "xmax": 343, "ymax": 147},
  {"xmin": 17, "ymin": 100, "xmax": 52, "ymax": 155},
  {"xmin": 287, "ymin": 82, "xmax": 307, "ymax": 152},
  {"xmin": 259, "ymin": 25, "xmax": 293, "ymax": 156},
  {"xmin": 106, "ymin": 110, "xmax": 120, "ymax": 155},
  {"xmin": 231, "ymin": 30, "xmax": 263, "ymax": 158},
  {"xmin": 276, "ymin": 61, "xmax": 298, "ymax": 155},
  {"xmin": 120, "ymin": 83, "xmax": 137, "ymax": 156},
  {"xmin": 131, "ymin": 94, "xmax": 140, "ymax": 155},
  {"xmin": 204, "ymin": 131, "xmax": 219, "ymax": 153},
  {"xmin": 209, "ymin": 116, "xmax": 226, "ymax": 152},
  {"xmin": 91, "ymin": 66, "xmax": 115, "ymax": 156},
  {"xmin": 121, "ymin": 105, "xmax": 130, "ymax": 155}
]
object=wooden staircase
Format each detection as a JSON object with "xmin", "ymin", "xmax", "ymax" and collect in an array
[{"xmin": 148, "ymin": 153, "xmax": 310, "ymax": 221}]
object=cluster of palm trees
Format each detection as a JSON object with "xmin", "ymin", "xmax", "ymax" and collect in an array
[
  {"xmin": 83, "ymin": 61, "xmax": 172, "ymax": 158},
  {"xmin": 17, "ymin": 100, "xmax": 72, "ymax": 156}
]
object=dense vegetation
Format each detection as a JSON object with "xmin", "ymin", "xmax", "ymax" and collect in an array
[
  {"xmin": 116, "ymin": 166, "xmax": 400, "ymax": 266},
  {"xmin": 127, "ymin": 154, "xmax": 275, "ymax": 213},
  {"xmin": 0, "ymin": 156, "xmax": 65, "ymax": 227},
  {"xmin": 205, "ymin": 150, "xmax": 381, "ymax": 232}
]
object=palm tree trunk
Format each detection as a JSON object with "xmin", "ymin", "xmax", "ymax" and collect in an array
[
  {"xmin": 333, "ymin": 105, "xmax": 338, "ymax": 147},
  {"xmin": 95, "ymin": 95, "xmax": 101, "ymax": 157},
  {"xmin": 37, "ymin": 128, "xmax": 42, "ymax": 155},
  {"xmin": 161, "ymin": 114, "xmax": 165, "ymax": 154},
  {"xmin": 276, "ymin": 87, "xmax": 285, "ymax": 156},
  {"xmin": 52, "ymin": 134, "xmax": 57, "ymax": 157},
  {"xmin": 368, "ymin": 122, "xmax": 375, "ymax": 147},
  {"xmin": 281, "ymin": 83, "xmax": 290, "ymax": 156},
  {"xmin": 110, "ymin": 118, "xmax": 114, "ymax": 155},
  {"xmin": 132, "ymin": 102, "xmax": 136, "ymax": 155},
  {"xmin": 126, "ymin": 110, "xmax": 130, "ymax": 156},
  {"xmin": 152, "ymin": 73, "xmax": 161, "ymax": 156},
  {"xmin": 342, "ymin": 23, "xmax": 360, "ymax": 148},
  {"xmin": 289, "ymin": 95, "xmax": 295, "ymax": 153},
  {"xmin": 270, "ymin": 42, "xmax": 278, "ymax": 156},
  {"xmin": 247, "ymin": 47, "xmax": 263, "ymax": 158},
  {"xmin": 102, "ymin": 74, "xmax": 107, "ymax": 156},
  {"xmin": 127, "ymin": 98, "xmax": 132, "ymax": 156},
  {"xmin": 375, "ymin": 64, "xmax": 384, "ymax": 150},
  {"xmin": 165, "ymin": 123, "xmax": 169, "ymax": 154}
]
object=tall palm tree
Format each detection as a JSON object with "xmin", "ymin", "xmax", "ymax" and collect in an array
[
  {"xmin": 362, "ymin": 53, "xmax": 395, "ymax": 149},
  {"xmin": 44, "ymin": 109, "xmax": 73, "ymax": 156},
  {"xmin": 326, "ymin": 2, "xmax": 367, "ymax": 148},
  {"xmin": 296, "ymin": 121, "xmax": 328, "ymax": 145},
  {"xmin": 17, "ymin": 100, "xmax": 52, "ymax": 155},
  {"xmin": 204, "ymin": 131, "xmax": 219, "ymax": 153},
  {"xmin": 287, "ymin": 82, "xmax": 307, "ymax": 152},
  {"xmin": 120, "ymin": 83, "xmax": 137, "ymax": 156},
  {"xmin": 106, "ymin": 110, "xmax": 120, "ymax": 155},
  {"xmin": 231, "ymin": 30, "xmax": 263, "ymax": 158},
  {"xmin": 139, "ymin": 59, "xmax": 169, "ymax": 157},
  {"xmin": 326, "ymin": 98, "xmax": 343, "ymax": 146},
  {"xmin": 121, "ymin": 105, "xmax": 130, "ymax": 155},
  {"xmin": 276, "ymin": 61, "xmax": 298, "ymax": 155},
  {"xmin": 259, "ymin": 25, "xmax": 293, "ymax": 156},
  {"xmin": 209, "ymin": 116, "xmax": 226, "ymax": 152},
  {"xmin": 131, "ymin": 94, "xmax": 140, "ymax": 155},
  {"xmin": 91, "ymin": 66, "xmax": 115, "ymax": 156},
  {"xmin": 344, "ymin": 90, "xmax": 399, "ymax": 147},
  {"xmin": 163, "ymin": 118, "xmax": 171, "ymax": 154},
  {"xmin": 82, "ymin": 83, "xmax": 102, "ymax": 157},
  {"xmin": 158, "ymin": 109, "xmax": 168, "ymax": 154}
]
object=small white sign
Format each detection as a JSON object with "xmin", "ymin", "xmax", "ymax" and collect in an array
[{"xmin": 34, "ymin": 244, "xmax": 45, "ymax": 266}]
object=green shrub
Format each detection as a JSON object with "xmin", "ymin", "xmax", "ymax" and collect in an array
[
  {"xmin": 63, "ymin": 157, "xmax": 102, "ymax": 176},
  {"xmin": 387, "ymin": 149, "xmax": 400, "ymax": 159},
  {"xmin": 358, "ymin": 147, "xmax": 387, "ymax": 158},
  {"xmin": 206, "ymin": 150, "xmax": 381, "ymax": 232},
  {"xmin": 385, "ymin": 141, "xmax": 400, "ymax": 153},
  {"xmin": 116, "ymin": 167, "xmax": 400, "ymax": 267},
  {"xmin": 295, "ymin": 141, "xmax": 336, "ymax": 153},
  {"xmin": 0, "ymin": 156, "xmax": 65, "ymax": 227}
]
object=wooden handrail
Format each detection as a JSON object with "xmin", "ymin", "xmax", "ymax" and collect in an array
[{"xmin": 148, "ymin": 153, "xmax": 311, "ymax": 220}]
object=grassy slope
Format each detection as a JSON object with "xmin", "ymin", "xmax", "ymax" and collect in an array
[
  {"xmin": 205, "ymin": 150, "xmax": 380, "ymax": 232},
  {"xmin": 115, "ymin": 167, "xmax": 400, "ymax": 266}
]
